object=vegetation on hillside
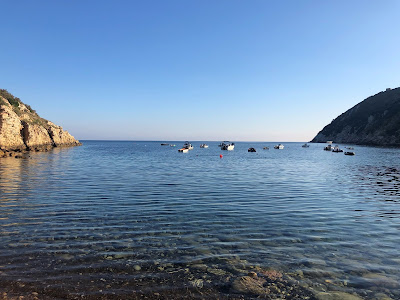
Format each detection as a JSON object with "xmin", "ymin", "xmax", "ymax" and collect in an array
[
  {"xmin": 312, "ymin": 87, "xmax": 400, "ymax": 146},
  {"xmin": 0, "ymin": 89, "xmax": 49, "ymax": 128}
]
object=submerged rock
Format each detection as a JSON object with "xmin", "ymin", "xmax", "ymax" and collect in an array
[
  {"xmin": 231, "ymin": 275, "xmax": 269, "ymax": 296},
  {"xmin": 362, "ymin": 273, "xmax": 400, "ymax": 289},
  {"xmin": 316, "ymin": 291, "xmax": 363, "ymax": 300},
  {"xmin": 189, "ymin": 279, "xmax": 204, "ymax": 288},
  {"xmin": 207, "ymin": 267, "xmax": 227, "ymax": 276}
]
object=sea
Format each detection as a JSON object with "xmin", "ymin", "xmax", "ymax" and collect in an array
[{"xmin": 0, "ymin": 141, "xmax": 399, "ymax": 299}]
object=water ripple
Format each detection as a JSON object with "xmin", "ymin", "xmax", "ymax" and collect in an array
[{"xmin": 0, "ymin": 141, "xmax": 399, "ymax": 298}]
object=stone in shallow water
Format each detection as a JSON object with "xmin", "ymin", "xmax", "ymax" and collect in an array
[
  {"xmin": 191, "ymin": 264, "xmax": 208, "ymax": 271},
  {"xmin": 231, "ymin": 275, "xmax": 269, "ymax": 296},
  {"xmin": 189, "ymin": 279, "xmax": 204, "ymax": 288},
  {"xmin": 372, "ymin": 292, "xmax": 394, "ymax": 300},
  {"xmin": 295, "ymin": 269, "xmax": 304, "ymax": 278},
  {"xmin": 133, "ymin": 265, "xmax": 141, "ymax": 271},
  {"xmin": 260, "ymin": 269, "xmax": 283, "ymax": 281},
  {"xmin": 362, "ymin": 273, "xmax": 400, "ymax": 289},
  {"xmin": 248, "ymin": 271, "xmax": 258, "ymax": 278},
  {"xmin": 207, "ymin": 268, "xmax": 227, "ymax": 276},
  {"xmin": 316, "ymin": 291, "xmax": 363, "ymax": 300},
  {"xmin": 58, "ymin": 254, "xmax": 74, "ymax": 260}
]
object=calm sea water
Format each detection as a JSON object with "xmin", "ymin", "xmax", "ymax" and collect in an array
[{"xmin": 0, "ymin": 141, "xmax": 399, "ymax": 299}]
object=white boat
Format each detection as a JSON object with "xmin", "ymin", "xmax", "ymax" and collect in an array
[
  {"xmin": 220, "ymin": 141, "xmax": 235, "ymax": 151},
  {"xmin": 324, "ymin": 144, "xmax": 333, "ymax": 151},
  {"xmin": 200, "ymin": 144, "xmax": 209, "ymax": 148},
  {"xmin": 332, "ymin": 145, "xmax": 343, "ymax": 153},
  {"xmin": 326, "ymin": 141, "xmax": 333, "ymax": 144},
  {"xmin": 178, "ymin": 148, "xmax": 189, "ymax": 153},
  {"xmin": 274, "ymin": 144, "xmax": 284, "ymax": 149},
  {"xmin": 183, "ymin": 141, "xmax": 193, "ymax": 150}
]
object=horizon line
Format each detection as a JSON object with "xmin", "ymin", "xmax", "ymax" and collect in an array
[{"xmin": 78, "ymin": 139, "xmax": 312, "ymax": 143}]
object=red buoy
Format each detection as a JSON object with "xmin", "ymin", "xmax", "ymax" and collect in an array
[{"xmin": 220, "ymin": 154, "xmax": 223, "ymax": 158}]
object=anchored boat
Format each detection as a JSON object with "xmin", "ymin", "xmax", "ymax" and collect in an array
[
  {"xmin": 220, "ymin": 141, "xmax": 235, "ymax": 151},
  {"xmin": 183, "ymin": 141, "xmax": 193, "ymax": 150},
  {"xmin": 344, "ymin": 151, "xmax": 355, "ymax": 156},
  {"xmin": 332, "ymin": 145, "xmax": 343, "ymax": 153},
  {"xmin": 178, "ymin": 141, "xmax": 193, "ymax": 153}
]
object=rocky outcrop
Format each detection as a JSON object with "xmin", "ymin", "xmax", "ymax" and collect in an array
[
  {"xmin": 311, "ymin": 87, "xmax": 400, "ymax": 146},
  {"xmin": 22, "ymin": 122, "xmax": 54, "ymax": 151},
  {"xmin": 0, "ymin": 89, "xmax": 81, "ymax": 154},
  {"xmin": 48, "ymin": 123, "xmax": 80, "ymax": 147},
  {"xmin": 0, "ymin": 103, "xmax": 25, "ymax": 150}
]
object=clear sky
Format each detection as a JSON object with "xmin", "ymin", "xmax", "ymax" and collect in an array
[{"xmin": 1, "ymin": 0, "xmax": 399, "ymax": 141}]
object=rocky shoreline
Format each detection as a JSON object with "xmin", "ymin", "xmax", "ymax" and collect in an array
[
  {"xmin": 2, "ymin": 248, "xmax": 398, "ymax": 300},
  {"xmin": 0, "ymin": 261, "xmax": 387, "ymax": 300},
  {"xmin": 0, "ymin": 89, "xmax": 81, "ymax": 155},
  {"xmin": 0, "ymin": 143, "xmax": 81, "ymax": 159}
]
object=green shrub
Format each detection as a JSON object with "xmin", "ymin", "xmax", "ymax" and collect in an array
[
  {"xmin": 0, "ymin": 89, "xmax": 20, "ymax": 107},
  {"xmin": 25, "ymin": 104, "xmax": 36, "ymax": 113}
]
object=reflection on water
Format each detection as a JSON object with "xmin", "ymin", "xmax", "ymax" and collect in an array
[{"xmin": 0, "ymin": 141, "xmax": 400, "ymax": 299}]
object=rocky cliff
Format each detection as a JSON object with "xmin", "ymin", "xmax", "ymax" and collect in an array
[
  {"xmin": 311, "ymin": 87, "xmax": 400, "ymax": 146},
  {"xmin": 0, "ymin": 89, "xmax": 81, "ymax": 155}
]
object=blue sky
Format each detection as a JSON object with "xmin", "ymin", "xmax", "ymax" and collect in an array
[{"xmin": 1, "ymin": 0, "xmax": 399, "ymax": 141}]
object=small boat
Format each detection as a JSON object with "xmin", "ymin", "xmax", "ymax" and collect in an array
[
  {"xmin": 220, "ymin": 141, "xmax": 235, "ymax": 151},
  {"xmin": 324, "ymin": 144, "xmax": 333, "ymax": 151},
  {"xmin": 160, "ymin": 143, "xmax": 169, "ymax": 146},
  {"xmin": 344, "ymin": 151, "xmax": 355, "ymax": 156},
  {"xmin": 332, "ymin": 145, "xmax": 343, "ymax": 153},
  {"xmin": 263, "ymin": 146, "xmax": 269, "ymax": 150},
  {"xmin": 326, "ymin": 141, "xmax": 333, "ymax": 144},
  {"xmin": 200, "ymin": 144, "xmax": 209, "ymax": 148},
  {"xmin": 274, "ymin": 144, "xmax": 284, "ymax": 149},
  {"xmin": 248, "ymin": 147, "xmax": 256, "ymax": 152},
  {"xmin": 302, "ymin": 143, "xmax": 310, "ymax": 148},
  {"xmin": 178, "ymin": 148, "xmax": 189, "ymax": 153},
  {"xmin": 183, "ymin": 141, "xmax": 193, "ymax": 150},
  {"xmin": 170, "ymin": 144, "xmax": 176, "ymax": 147},
  {"xmin": 346, "ymin": 147, "xmax": 354, "ymax": 150}
]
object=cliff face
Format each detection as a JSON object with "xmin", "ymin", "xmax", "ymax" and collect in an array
[
  {"xmin": 311, "ymin": 87, "xmax": 400, "ymax": 146},
  {"xmin": 0, "ymin": 89, "xmax": 81, "ymax": 153}
]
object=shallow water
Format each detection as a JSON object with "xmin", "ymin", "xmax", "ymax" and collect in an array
[{"xmin": 0, "ymin": 141, "xmax": 399, "ymax": 299}]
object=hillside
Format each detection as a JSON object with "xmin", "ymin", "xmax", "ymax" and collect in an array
[
  {"xmin": 311, "ymin": 87, "xmax": 400, "ymax": 146},
  {"xmin": 0, "ymin": 89, "xmax": 81, "ymax": 154}
]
